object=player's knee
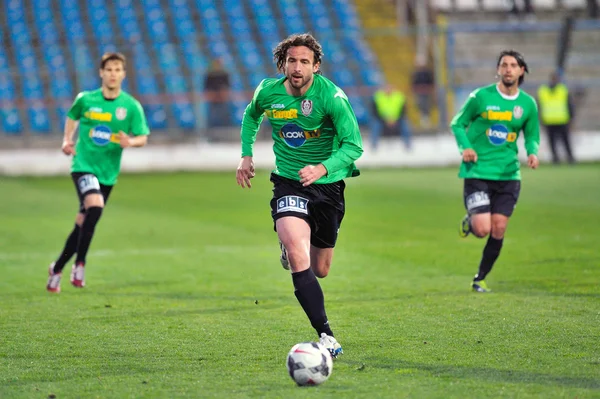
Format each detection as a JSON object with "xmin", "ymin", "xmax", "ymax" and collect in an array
[
  {"xmin": 491, "ymin": 223, "xmax": 507, "ymax": 239},
  {"xmin": 313, "ymin": 260, "xmax": 331, "ymax": 278},
  {"xmin": 471, "ymin": 224, "xmax": 491, "ymax": 238}
]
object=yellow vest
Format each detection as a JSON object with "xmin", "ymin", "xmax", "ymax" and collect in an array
[
  {"xmin": 538, "ymin": 83, "xmax": 570, "ymax": 125},
  {"xmin": 374, "ymin": 90, "xmax": 405, "ymax": 123}
]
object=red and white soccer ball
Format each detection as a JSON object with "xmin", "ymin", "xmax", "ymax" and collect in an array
[{"xmin": 286, "ymin": 341, "xmax": 333, "ymax": 386}]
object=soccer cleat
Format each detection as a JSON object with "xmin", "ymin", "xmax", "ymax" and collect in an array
[
  {"xmin": 319, "ymin": 333, "xmax": 343, "ymax": 359},
  {"xmin": 279, "ymin": 240, "xmax": 290, "ymax": 270},
  {"xmin": 46, "ymin": 262, "xmax": 62, "ymax": 293},
  {"xmin": 459, "ymin": 214, "xmax": 471, "ymax": 238},
  {"xmin": 472, "ymin": 279, "xmax": 491, "ymax": 293},
  {"xmin": 70, "ymin": 263, "xmax": 85, "ymax": 288}
]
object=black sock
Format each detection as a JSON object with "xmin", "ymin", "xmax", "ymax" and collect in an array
[
  {"xmin": 75, "ymin": 207, "xmax": 103, "ymax": 265},
  {"xmin": 292, "ymin": 268, "xmax": 334, "ymax": 337},
  {"xmin": 53, "ymin": 224, "xmax": 81, "ymax": 273},
  {"xmin": 474, "ymin": 236, "xmax": 503, "ymax": 281}
]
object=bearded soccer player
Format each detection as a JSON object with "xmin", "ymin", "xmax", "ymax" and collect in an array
[
  {"xmin": 451, "ymin": 50, "xmax": 540, "ymax": 293},
  {"xmin": 236, "ymin": 33, "xmax": 364, "ymax": 357},
  {"xmin": 46, "ymin": 52, "xmax": 150, "ymax": 293}
]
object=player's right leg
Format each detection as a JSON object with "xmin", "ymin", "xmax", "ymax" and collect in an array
[
  {"xmin": 461, "ymin": 179, "xmax": 492, "ymax": 238},
  {"xmin": 47, "ymin": 211, "xmax": 85, "ymax": 293}
]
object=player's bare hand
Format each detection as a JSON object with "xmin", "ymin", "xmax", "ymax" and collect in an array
[
  {"xmin": 527, "ymin": 154, "xmax": 539, "ymax": 169},
  {"xmin": 62, "ymin": 139, "xmax": 75, "ymax": 155},
  {"xmin": 236, "ymin": 156, "xmax": 255, "ymax": 188},
  {"xmin": 298, "ymin": 164, "xmax": 327, "ymax": 187},
  {"xmin": 462, "ymin": 149, "xmax": 478, "ymax": 163},
  {"xmin": 119, "ymin": 131, "xmax": 131, "ymax": 148}
]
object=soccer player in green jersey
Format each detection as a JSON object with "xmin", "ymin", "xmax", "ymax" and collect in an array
[
  {"xmin": 236, "ymin": 33, "xmax": 364, "ymax": 357},
  {"xmin": 46, "ymin": 53, "xmax": 150, "ymax": 293},
  {"xmin": 451, "ymin": 50, "xmax": 540, "ymax": 293}
]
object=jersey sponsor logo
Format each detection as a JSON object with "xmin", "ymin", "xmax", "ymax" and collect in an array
[
  {"xmin": 466, "ymin": 191, "xmax": 490, "ymax": 211},
  {"xmin": 84, "ymin": 110, "xmax": 113, "ymax": 122},
  {"xmin": 276, "ymin": 195, "xmax": 309, "ymax": 215},
  {"xmin": 483, "ymin": 110, "xmax": 513, "ymax": 121},
  {"xmin": 513, "ymin": 105, "xmax": 523, "ymax": 119},
  {"xmin": 271, "ymin": 103, "xmax": 285, "ymax": 109},
  {"xmin": 486, "ymin": 124, "xmax": 516, "ymax": 145},
  {"xmin": 301, "ymin": 99, "xmax": 313, "ymax": 116},
  {"xmin": 266, "ymin": 109, "xmax": 298, "ymax": 119},
  {"xmin": 115, "ymin": 107, "xmax": 127, "ymax": 120},
  {"xmin": 279, "ymin": 123, "xmax": 321, "ymax": 148},
  {"xmin": 90, "ymin": 125, "xmax": 119, "ymax": 146}
]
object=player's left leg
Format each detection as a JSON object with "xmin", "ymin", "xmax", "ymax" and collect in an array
[
  {"xmin": 71, "ymin": 183, "xmax": 113, "ymax": 287},
  {"xmin": 472, "ymin": 180, "xmax": 520, "ymax": 292},
  {"xmin": 310, "ymin": 246, "xmax": 333, "ymax": 278}
]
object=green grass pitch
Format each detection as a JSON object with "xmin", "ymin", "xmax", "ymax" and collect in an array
[{"xmin": 0, "ymin": 164, "xmax": 598, "ymax": 398}]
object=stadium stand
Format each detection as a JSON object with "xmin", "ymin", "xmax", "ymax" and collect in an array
[{"xmin": 1, "ymin": 0, "xmax": 599, "ymax": 136}]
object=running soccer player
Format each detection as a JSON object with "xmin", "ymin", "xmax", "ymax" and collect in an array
[
  {"xmin": 46, "ymin": 52, "xmax": 150, "ymax": 293},
  {"xmin": 451, "ymin": 49, "xmax": 540, "ymax": 293},
  {"xmin": 236, "ymin": 33, "xmax": 364, "ymax": 357}
]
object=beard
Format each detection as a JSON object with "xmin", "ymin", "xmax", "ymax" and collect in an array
[
  {"xmin": 287, "ymin": 74, "xmax": 312, "ymax": 90},
  {"xmin": 501, "ymin": 77, "xmax": 518, "ymax": 87}
]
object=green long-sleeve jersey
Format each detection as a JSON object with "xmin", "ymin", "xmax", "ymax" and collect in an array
[
  {"xmin": 450, "ymin": 83, "xmax": 540, "ymax": 181},
  {"xmin": 240, "ymin": 74, "xmax": 363, "ymax": 183}
]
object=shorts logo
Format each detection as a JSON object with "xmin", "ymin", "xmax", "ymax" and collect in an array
[
  {"xmin": 276, "ymin": 195, "xmax": 308, "ymax": 215},
  {"xmin": 513, "ymin": 106, "xmax": 523, "ymax": 119},
  {"xmin": 301, "ymin": 99, "xmax": 313, "ymax": 116},
  {"xmin": 279, "ymin": 123, "xmax": 320, "ymax": 148},
  {"xmin": 77, "ymin": 174, "xmax": 100, "ymax": 194},
  {"xmin": 115, "ymin": 107, "xmax": 127, "ymax": 120},
  {"xmin": 466, "ymin": 191, "xmax": 490, "ymax": 211},
  {"xmin": 90, "ymin": 125, "xmax": 113, "ymax": 146}
]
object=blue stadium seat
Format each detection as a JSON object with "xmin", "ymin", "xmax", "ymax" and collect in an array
[
  {"xmin": 7, "ymin": 1, "xmax": 51, "ymax": 133},
  {"xmin": 248, "ymin": 0, "xmax": 280, "ymax": 55},
  {"xmin": 87, "ymin": 0, "xmax": 116, "ymax": 45},
  {"xmin": 276, "ymin": 0, "xmax": 306, "ymax": 35}
]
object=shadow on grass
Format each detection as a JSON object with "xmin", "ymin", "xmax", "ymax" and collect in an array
[{"xmin": 344, "ymin": 358, "xmax": 600, "ymax": 390}]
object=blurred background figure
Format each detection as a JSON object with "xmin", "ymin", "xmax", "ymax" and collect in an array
[
  {"xmin": 370, "ymin": 83, "xmax": 412, "ymax": 151},
  {"xmin": 537, "ymin": 71, "xmax": 576, "ymax": 164},
  {"xmin": 508, "ymin": 0, "xmax": 535, "ymax": 22},
  {"xmin": 204, "ymin": 59, "xmax": 231, "ymax": 128},
  {"xmin": 411, "ymin": 58, "xmax": 435, "ymax": 129}
]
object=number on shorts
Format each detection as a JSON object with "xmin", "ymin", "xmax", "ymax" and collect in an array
[{"xmin": 78, "ymin": 174, "xmax": 100, "ymax": 194}]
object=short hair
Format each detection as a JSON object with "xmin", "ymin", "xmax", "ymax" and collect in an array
[
  {"xmin": 100, "ymin": 52, "xmax": 126, "ymax": 70},
  {"xmin": 496, "ymin": 50, "xmax": 529, "ymax": 85},
  {"xmin": 273, "ymin": 33, "xmax": 324, "ymax": 74}
]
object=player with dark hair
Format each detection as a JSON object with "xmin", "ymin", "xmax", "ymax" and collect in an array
[
  {"xmin": 236, "ymin": 33, "xmax": 363, "ymax": 357},
  {"xmin": 46, "ymin": 52, "xmax": 150, "ymax": 293},
  {"xmin": 451, "ymin": 49, "xmax": 540, "ymax": 292}
]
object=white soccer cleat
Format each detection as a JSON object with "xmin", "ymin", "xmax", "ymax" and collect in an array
[
  {"xmin": 70, "ymin": 263, "xmax": 85, "ymax": 288},
  {"xmin": 46, "ymin": 262, "xmax": 62, "ymax": 293},
  {"xmin": 319, "ymin": 333, "xmax": 343, "ymax": 359},
  {"xmin": 279, "ymin": 240, "xmax": 290, "ymax": 270}
]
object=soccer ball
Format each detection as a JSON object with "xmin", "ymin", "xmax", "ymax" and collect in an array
[{"xmin": 286, "ymin": 341, "xmax": 333, "ymax": 386}]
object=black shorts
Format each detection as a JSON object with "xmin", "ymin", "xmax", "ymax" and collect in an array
[
  {"xmin": 270, "ymin": 173, "xmax": 345, "ymax": 248},
  {"xmin": 463, "ymin": 178, "xmax": 520, "ymax": 217},
  {"xmin": 71, "ymin": 172, "xmax": 113, "ymax": 213}
]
